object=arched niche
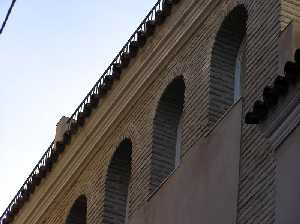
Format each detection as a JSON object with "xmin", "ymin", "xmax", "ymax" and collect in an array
[
  {"xmin": 209, "ymin": 5, "xmax": 248, "ymax": 126},
  {"xmin": 103, "ymin": 139, "xmax": 132, "ymax": 224},
  {"xmin": 151, "ymin": 76, "xmax": 185, "ymax": 191},
  {"xmin": 65, "ymin": 195, "xmax": 87, "ymax": 224}
]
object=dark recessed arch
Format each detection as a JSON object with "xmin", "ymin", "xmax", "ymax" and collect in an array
[
  {"xmin": 65, "ymin": 195, "xmax": 87, "ymax": 224},
  {"xmin": 209, "ymin": 5, "xmax": 248, "ymax": 126},
  {"xmin": 151, "ymin": 76, "xmax": 185, "ymax": 191},
  {"xmin": 103, "ymin": 138, "xmax": 132, "ymax": 224}
]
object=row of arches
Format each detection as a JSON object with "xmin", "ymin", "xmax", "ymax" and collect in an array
[
  {"xmin": 65, "ymin": 77, "xmax": 185, "ymax": 224},
  {"xmin": 64, "ymin": 141, "xmax": 132, "ymax": 224},
  {"xmin": 65, "ymin": 4, "xmax": 248, "ymax": 224},
  {"xmin": 64, "ymin": 140, "xmax": 132, "ymax": 224}
]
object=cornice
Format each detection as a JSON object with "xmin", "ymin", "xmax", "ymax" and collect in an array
[
  {"xmin": 245, "ymin": 49, "xmax": 300, "ymax": 123},
  {"xmin": 8, "ymin": 0, "xmax": 224, "ymax": 223}
]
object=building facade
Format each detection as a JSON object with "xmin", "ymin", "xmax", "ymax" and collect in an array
[{"xmin": 1, "ymin": 0, "xmax": 300, "ymax": 223}]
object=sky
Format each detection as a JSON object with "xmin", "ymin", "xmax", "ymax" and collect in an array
[{"xmin": 0, "ymin": 0, "xmax": 155, "ymax": 215}]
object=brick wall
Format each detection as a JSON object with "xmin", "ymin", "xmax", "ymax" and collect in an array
[
  {"xmin": 103, "ymin": 139, "xmax": 132, "ymax": 224},
  {"xmin": 237, "ymin": 1, "xmax": 281, "ymax": 224},
  {"xmin": 151, "ymin": 77, "xmax": 184, "ymax": 191},
  {"xmin": 10, "ymin": 0, "xmax": 290, "ymax": 224},
  {"xmin": 209, "ymin": 5, "xmax": 247, "ymax": 126},
  {"xmin": 280, "ymin": 0, "xmax": 300, "ymax": 30},
  {"xmin": 65, "ymin": 195, "xmax": 87, "ymax": 224}
]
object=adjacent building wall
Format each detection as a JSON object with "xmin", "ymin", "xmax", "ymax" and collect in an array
[{"xmin": 276, "ymin": 122, "xmax": 300, "ymax": 224}]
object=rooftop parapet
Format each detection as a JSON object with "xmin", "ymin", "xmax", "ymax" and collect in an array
[{"xmin": 0, "ymin": 0, "xmax": 181, "ymax": 223}]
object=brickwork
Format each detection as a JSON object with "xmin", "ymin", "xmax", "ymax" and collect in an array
[
  {"xmin": 103, "ymin": 139, "xmax": 132, "ymax": 224},
  {"xmin": 280, "ymin": 0, "xmax": 300, "ymax": 30},
  {"xmin": 65, "ymin": 195, "xmax": 87, "ymax": 224},
  {"xmin": 237, "ymin": 1, "xmax": 281, "ymax": 224},
  {"xmin": 151, "ymin": 77, "xmax": 184, "ymax": 191},
  {"xmin": 209, "ymin": 5, "xmax": 247, "ymax": 126},
  {"xmin": 6, "ymin": 0, "xmax": 298, "ymax": 224}
]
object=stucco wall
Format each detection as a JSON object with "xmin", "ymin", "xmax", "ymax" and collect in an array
[
  {"xmin": 129, "ymin": 101, "xmax": 242, "ymax": 224},
  {"xmin": 276, "ymin": 122, "xmax": 300, "ymax": 224}
]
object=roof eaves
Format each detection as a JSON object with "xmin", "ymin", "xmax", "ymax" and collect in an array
[
  {"xmin": 0, "ymin": 0, "xmax": 181, "ymax": 223},
  {"xmin": 245, "ymin": 49, "xmax": 300, "ymax": 124}
]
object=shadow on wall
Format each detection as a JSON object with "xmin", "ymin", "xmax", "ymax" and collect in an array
[
  {"xmin": 65, "ymin": 195, "xmax": 87, "ymax": 224},
  {"xmin": 103, "ymin": 139, "xmax": 132, "ymax": 224},
  {"xmin": 209, "ymin": 4, "xmax": 248, "ymax": 126},
  {"xmin": 151, "ymin": 76, "xmax": 185, "ymax": 192}
]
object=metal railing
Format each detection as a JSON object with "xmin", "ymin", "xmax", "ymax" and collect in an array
[{"xmin": 0, "ymin": 0, "xmax": 177, "ymax": 223}]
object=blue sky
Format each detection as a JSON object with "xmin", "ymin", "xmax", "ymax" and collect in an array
[
  {"xmin": 0, "ymin": 0, "xmax": 155, "ymax": 214},
  {"xmin": 0, "ymin": 1, "xmax": 12, "ymax": 28}
]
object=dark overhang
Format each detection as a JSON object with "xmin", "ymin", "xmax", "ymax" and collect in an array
[{"xmin": 245, "ymin": 49, "xmax": 300, "ymax": 124}]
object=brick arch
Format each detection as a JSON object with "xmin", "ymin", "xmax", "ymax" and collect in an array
[
  {"xmin": 65, "ymin": 195, "xmax": 87, "ymax": 224},
  {"xmin": 209, "ymin": 4, "xmax": 248, "ymax": 126},
  {"xmin": 103, "ymin": 138, "xmax": 132, "ymax": 224},
  {"xmin": 151, "ymin": 76, "xmax": 185, "ymax": 191}
]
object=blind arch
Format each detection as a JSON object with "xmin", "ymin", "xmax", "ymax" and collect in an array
[
  {"xmin": 103, "ymin": 139, "xmax": 132, "ymax": 224},
  {"xmin": 209, "ymin": 5, "xmax": 248, "ymax": 126},
  {"xmin": 65, "ymin": 195, "xmax": 87, "ymax": 224},
  {"xmin": 151, "ymin": 76, "xmax": 185, "ymax": 191}
]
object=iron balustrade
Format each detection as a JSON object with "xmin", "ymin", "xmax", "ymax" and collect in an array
[{"xmin": 0, "ymin": 0, "xmax": 178, "ymax": 223}]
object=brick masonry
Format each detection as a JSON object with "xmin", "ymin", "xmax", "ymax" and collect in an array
[
  {"xmin": 7, "ymin": 0, "xmax": 300, "ymax": 224},
  {"xmin": 65, "ymin": 195, "xmax": 87, "ymax": 224},
  {"xmin": 103, "ymin": 139, "xmax": 131, "ymax": 224},
  {"xmin": 151, "ymin": 77, "xmax": 184, "ymax": 191},
  {"xmin": 280, "ymin": 0, "xmax": 300, "ymax": 30},
  {"xmin": 209, "ymin": 5, "xmax": 247, "ymax": 126}
]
